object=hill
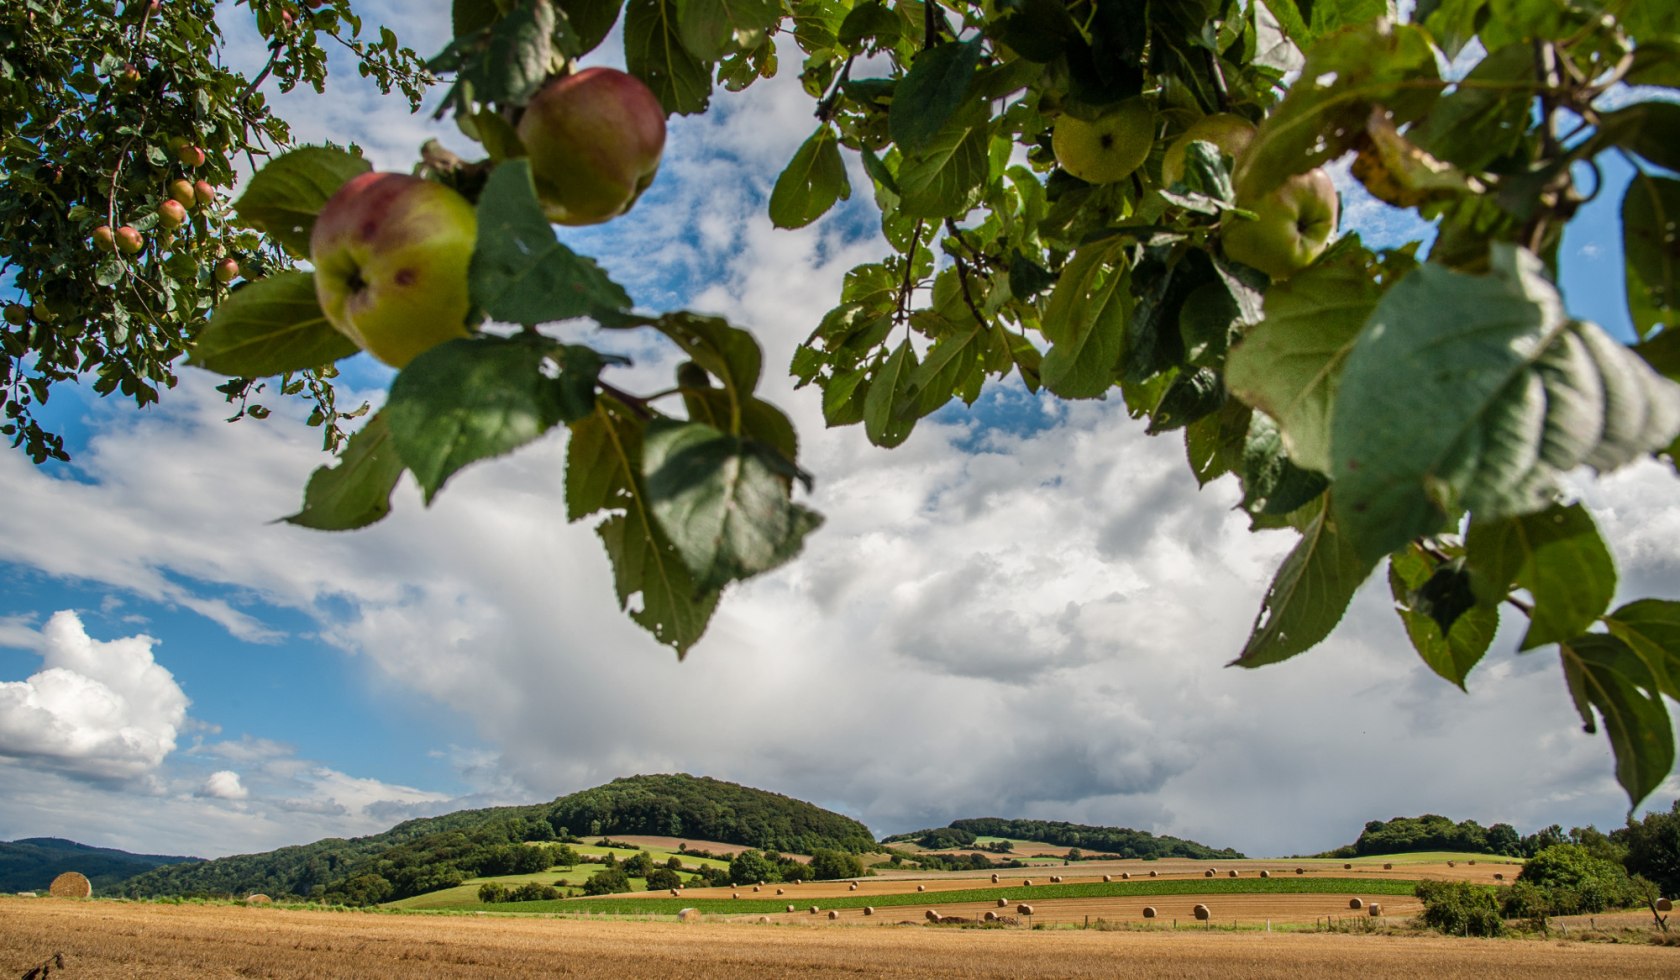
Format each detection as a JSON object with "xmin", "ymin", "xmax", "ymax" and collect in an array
[
  {"xmin": 883, "ymin": 818, "xmax": 1243, "ymax": 861},
  {"xmin": 118, "ymin": 773, "xmax": 875, "ymax": 904},
  {"xmin": 0, "ymin": 837, "xmax": 197, "ymax": 892},
  {"xmin": 1319, "ymin": 814, "xmax": 1530, "ymax": 859}
]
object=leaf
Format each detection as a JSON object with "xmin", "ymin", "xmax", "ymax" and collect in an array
[
  {"xmin": 1561, "ymin": 634, "xmax": 1676, "ymax": 808},
  {"xmin": 567, "ymin": 401, "xmax": 720, "ymax": 655},
  {"xmin": 1039, "ymin": 242, "xmax": 1128, "ymax": 399},
  {"xmin": 896, "ymin": 109, "xmax": 990, "ymax": 219},
  {"xmin": 769, "ymin": 126, "xmax": 852, "ymax": 230},
  {"xmin": 1225, "ymin": 245, "xmax": 1383, "ymax": 473},
  {"xmin": 1465, "ymin": 503, "xmax": 1616, "ymax": 651},
  {"xmin": 1241, "ymin": 411, "xmax": 1329, "ymax": 518},
  {"xmin": 1409, "ymin": 43, "xmax": 1535, "ymax": 173},
  {"xmin": 1232, "ymin": 496, "xmax": 1377, "ymax": 668},
  {"xmin": 232, "ymin": 147, "xmax": 370, "ymax": 258},
  {"xmin": 1604, "ymin": 599, "xmax": 1680, "ymax": 702},
  {"xmin": 863, "ymin": 339, "xmax": 919, "ymax": 448},
  {"xmin": 1147, "ymin": 367, "xmax": 1225, "ymax": 434},
  {"xmin": 453, "ymin": 0, "xmax": 502, "ymax": 37},
  {"xmin": 385, "ymin": 335, "xmax": 602, "ymax": 503},
  {"xmin": 558, "ymin": 0, "xmax": 625, "ymax": 54},
  {"xmin": 643, "ymin": 419, "xmax": 823, "ymax": 593},
  {"xmin": 1623, "ymin": 174, "xmax": 1680, "ymax": 341},
  {"xmin": 625, "ymin": 0, "xmax": 712, "ymax": 115},
  {"xmin": 889, "ymin": 40, "xmax": 982, "ymax": 156},
  {"xmin": 1389, "ymin": 545, "xmax": 1497, "ymax": 689},
  {"xmin": 483, "ymin": 0, "xmax": 557, "ymax": 103},
  {"xmin": 1600, "ymin": 100, "xmax": 1680, "ymax": 176},
  {"xmin": 188, "ymin": 272, "xmax": 360, "ymax": 377},
  {"xmin": 645, "ymin": 312, "xmax": 763, "ymax": 406},
  {"xmin": 283, "ymin": 413, "xmax": 407, "ymax": 531},
  {"xmin": 1185, "ymin": 399, "xmax": 1252, "ymax": 487},
  {"xmin": 470, "ymin": 161, "xmax": 633, "ymax": 326},
  {"xmin": 676, "ymin": 0, "xmax": 782, "ymax": 62},
  {"xmin": 1331, "ymin": 246, "xmax": 1680, "ymax": 563}
]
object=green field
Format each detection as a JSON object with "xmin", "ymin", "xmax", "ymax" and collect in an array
[
  {"xmin": 385, "ymin": 840, "xmax": 729, "ymax": 911},
  {"xmin": 438, "ymin": 876, "xmax": 1419, "ymax": 916},
  {"xmin": 1322, "ymin": 852, "xmax": 1523, "ymax": 866}
]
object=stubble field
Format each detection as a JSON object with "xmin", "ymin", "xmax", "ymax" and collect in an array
[{"xmin": 3, "ymin": 898, "xmax": 1677, "ymax": 979}]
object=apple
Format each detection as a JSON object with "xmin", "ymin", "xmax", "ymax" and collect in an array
[
  {"xmin": 1161, "ymin": 113, "xmax": 1256, "ymax": 188},
  {"xmin": 158, "ymin": 199, "xmax": 188, "ymax": 228},
  {"xmin": 516, "ymin": 67, "xmax": 666, "ymax": 226},
  {"xmin": 115, "ymin": 63, "xmax": 141, "ymax": 90},
  {"xmin": 177, "ymin": 143, "xmax": 205, "ymax": 168},
  {"xmin": 214, "ymin": 257, "xmax": 240, "ymax": 283},
  {"xmin": 168, "ymin": 179, "xmax": 195, "ymax": 208},
  {"xmin": 93, "ymin": 225, "xmax": 117, "ymax": 253},
  {"xmin": 1220, "ymin": 167, "xmax": 1339, "ymax": 281},
  {"xmin": 3, "ymin": 303, "xmax": 27, "ymax": 326},
  {"xmin": 193, "ymin": 180, "xmax": 216, "ymax": 208},
  {"xmin": 1051, "ymin": 99, "xmax": 1156, "ymax": 184},
  {"xmin": 115, "ymin": 226, "xmax": 144, "ymax": 254},
  {"xmin": 310, "ymin": 172, "xmax": 478, "ymax": 368}
]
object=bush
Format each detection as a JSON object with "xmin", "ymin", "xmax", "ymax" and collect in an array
[
  {"xmin": 1514, "ymin": 843, "xmax": 1640, "ymax": 915},
  {"xmin": 645, "ymin": 868, "xmax": 682, "ymax": 891},
  {"xmin": 808, "ymin": 848, "xmax": 865, "ymax": 881},
  {"xmin": 1416, "ymin": 879, "xmax": 1504, "ymax": 937},
  {"xmin": 582, "ymin": 866, "xmax": 631, "ymax": 896}
]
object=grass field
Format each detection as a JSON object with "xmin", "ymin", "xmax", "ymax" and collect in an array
[{"xmin": 4, "ymin": 898, "xmax": 1676, "ymax": 979}]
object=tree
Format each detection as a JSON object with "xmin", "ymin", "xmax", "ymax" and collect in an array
[
  {"xmin": 9, "ymin": 3, "xmax": 1680, "ymax": 807},
  {"xmin": 580, "ymin": 865, "xmax": 630, "ymax": 896},
  {"xmin": 727, "ymin": 849, "xmax": 779, "ymax": 887},
  {"xmin": 808, "ymin": 848, "xmax": 865, "ymax": 881},
  {"xmin": 1513, "ymin": 842, "xmax": 1641, "ymax": 915},
  {"xmin": 1617, "ymin": 798, "xmax": 1680, "ymax": 896},
  {"xmin": 644, "ymin": 867, "xmax": 682, "ymax": 891}
]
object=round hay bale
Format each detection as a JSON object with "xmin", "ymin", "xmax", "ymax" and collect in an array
[
  {"xmin": 916, "ymin": 884, "xmax": 926, "ymax": 892},
  {"xmin": 1193, "ymin": 904, "xmax": 1210, "ymax": 921},
  {"xmin": 1260, "ymin": 870, "xmax": 1271, "ymax": 879},
  {"xmin": 1228, "ymin": 870, "xmax": 1239, "ymax": 878},
  {"xmin": 1383, "ymin": 863, "xmax": 1393, "ymax": 870},
  {"xmin": 1467, "ymin": 860, "xmax": 1476, "ymax": 866},
  {"xmin": 1447, "ymin": 861, "xmax": 1456, "ymax": 868},
  {"xmin": 1023, "ymin": 879, "xmax": 1033, "ymax": 887},
  {"xmin": 1017, "ymin": 904, "xmax": 1034, "ymax": 916},
  {"xmin": 670, "ymin": 888, "xmax": 680, "ymax": 897},
  {"xmin": 1368, "ymin": 903, "xmax": 1382, "ymax": 916},
  {"xmin": 244, "ymin": 894, "xmax": 272, "ymax": 904},
  {"xmin": 996, "ymin": 897, "xmax": 1009, "ymax": 907},
  {"xmin": 1148, "ymin": 870, "xmax": 1158, "ymax": 878},
  {"xmin": 759, "ymin": 880, "xmax": 766, "ymax": 886},
  {"xmin": 827, "ymin": 910, "xmax": 839, "ymax": 920},
  {"xmin": 785, "ymin": 904, "xmax": 795, "ymax": 913},
  {"xmin": 863, "ymin": 906, "xmax": 874, "ymax": 916},
  {"xmin": 758, "ymin": 916, "xmax": 771, "ymax": 924},
  {"xmin": 925, "ymin": 909, "xmax": 942, "ymax": 923},
  {"xmin": 1121, "ymin": 872, "xmax": 1131, "ymax": 880},
  {"xmin": 1050, "ymin": 875, "xmax": 1062, "ymax": 883},
  {"xmin": 1343, "ymin": 863, "xmax": 1353, "ymax": 870},
  {"xmin": 809, "ymin": 906, "xmax": 820, "ymax": 915},
  {"xmin": 990, "ymin": 873, "xmax": 999, "ymax": 883},
  {"xmin": 1204, "ymin": 870, "xmax": 1215, "ymax": 878},
  {"xmin": 732, "ymin": 892, "xmax": 739, "ymax": 899},
  {"xmin": 677, "ymin": 908, "xmax": 701, "ymax": 923},
  {"xmin": 848, "ymin": 882, "xmax": 858, "ymax": 891},
  {"xmin": 1142, "ymin": 906, "xmax": 1157, "ymax": 918},
  {"xmin": 1103, "ymin": 874, "xmax": 1112, "ymax": 882},
  {"xmin": 1349, "ymin": 898, "xmax": 1365, "ymax": 910},
  {"xmin": 48, "ymin": 872, "xmax": 91, "ymax": 899},
  {"xmin": 752, "ymin": 885, "xmax": 761, "ymax": 892},
  {"xmin": 776, "ymin": 888, "xmax": 784, "ymax": 895},
  {"xmin": 1494, "ymin": 872, "xmax": 1504, "ymax": 881},
  {"xmin": 984, "ymin": 910, "xmax": 998, "ymax": 922},
  {"xmin": 1296, "ymin": 868, "xmax": 1306, "ymax": 875},
  {"xmin": 1656, "ymin": 897, "xmax": 1673, "ymax": 912},
  {"xmin": 1208, "ymin": 867, "xmax": 1218, "ymax": 874}
]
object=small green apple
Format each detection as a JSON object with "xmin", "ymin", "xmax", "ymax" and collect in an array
[
  {"xmin": 93, "ymin": 225, "xmax": 117, "ymax": 253},
  {"xmin": 1161, "ymin": 113, "xmax": 1256, "ymax": 188},
  {"xmin": 1051, "ymin": 99, "xmax": 1156, "ymax": 184},
  {"xmin": 310, "ymin": 171, "xmax": 478, "ymax": 368},
  {"xmin": 1220, "ymin": 167, "xmax": 1339, "ymax": 281},
  {"xmin": 3, "ymin": 303, "xmax": 27, "ymax": 326},
  {"xmin": 168, "ymin": 179, "xmax": 195, "ymax": 208},
  {"xmin": 158, "ymin": 199, "xmax": 187, "ymax": 229},
  {"xmin": 516, "ymin": 67, "xmax": 666, "ymax": 226},
  {"xmin": 115, "ymin": 226, "xmax": 144, "ymax": 254}
]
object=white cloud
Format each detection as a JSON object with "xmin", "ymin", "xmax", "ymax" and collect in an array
[
  {"xmin": 0, "ymin": 611, "xmax": 188, "ymax": 781},
  {"xmin": 200, "ymin": 770, "xmax": 249, "ymax": 800}
]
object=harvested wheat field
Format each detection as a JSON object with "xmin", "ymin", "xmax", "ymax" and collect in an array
[
  {"xmin": 3, "ymin": 899, "xmax": 1677, "ymax": 979},
  {"xmin": 756, "ymin": 892, "xmax": 1426, "ymax": 927}
]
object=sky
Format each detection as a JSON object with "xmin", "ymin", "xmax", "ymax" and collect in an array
[{"xmin": 1, "ymin": 3, "xmax": 1677, "ymax": 862}]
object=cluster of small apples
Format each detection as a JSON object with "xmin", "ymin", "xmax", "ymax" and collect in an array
[
  {"xmin": 311, "ymin": 67, "xmax": 666, "ymax": 368},
  {"xmin": 1051, "ymin": 104, "xmax": 1339, "ymax": 281},
  {"xmin": 90, "ymin": 141, "xmax": 241, "ymax": 282}
]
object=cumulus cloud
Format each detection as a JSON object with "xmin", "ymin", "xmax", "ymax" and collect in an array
[
  {"xmin": 0, "ymin": 611, "xmax": 189, "ymax": 781},
  {"xmin": 200, "ymin": 770, "xmax": 249, "ymax": 800}
]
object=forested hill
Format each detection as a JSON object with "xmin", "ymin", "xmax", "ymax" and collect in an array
[
  {"xmin": 119, "ymin": 774, "xmax": 873, "ymax": 903},
  {"xmin": 885, "ymin": 818, "xmax": 1243, "ymax": 860},
  {"xmin": 0, "ymin": 838, "xmax": 197, "ymax": 892},
  {"xmin": 1321, "ymin": 814, "xmax": 1529, "ymax": 858}
]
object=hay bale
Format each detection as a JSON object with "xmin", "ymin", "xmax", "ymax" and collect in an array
[
  {"xmin": 670, "ymin": 888, "xmax": 681, "ymax": 897},
  {"xmin": 1102, "ymin": 874, "xmax": 1112, "ymax": 882},
  {"xmin": 1023, "ymin": 879, "xmax": 1033, "ymax": 887},
  {"xmin": 776, "ymin": 888, "xmax": 784, "ymax": 895},
  {"xmin": 1343, "ymin": 863, "xmax": 1353, "ymax": 870},
  {"xmin": 1204, "ymin": 870, "xmax": 1215, "ymax": 878},
  {"xmin": 1656, "ymin": 897, "xmax": 1672, "ymax": 912},
  {"xmin": 48, "ymin": 872, "xmax": 91, "ymax": 898},
  {"xmin": 997, "ymin": 897, "xmax": 1009, "ymax": 907},
  {"xmin": 848, "ymin": 883, "xmax": 858, "ymax": 891},
  {"xmin": 1349, "ymin": 898, "xmax": 1365, "ymax": 910},
  {"xmin": 1148, "ymin": 870, "xmax": 1158, "ymax": 878},
  {"xmin": 863, "ymin": 906, "xmax": 874, "ymax": 916},
  {"xmin": 1259, "ymin": 870, "xmax": 1270, "ymax": 879},
  {"xmin": 916, "ymin": 884, "xmax": 926, "ymax": 892},
  {"xmin": 1296, "ymin": 868, "xmax": 1305, "ymax": 875},
  {"xmin": 984, "ymin": 911, "xmax": 998, "ymax": 922},
  {"xmin": 1142, "ymin": 906, "xmax": 1157, "ymax": 918},
  {"xmin": 991, "ymin": 873, "xmax": 999, "ymax": 883},
  {"xmin": 1447, "ymin": 861, "xmax": 1456, "ymax": 868},
  {"xmin": 1368, "ymin": 903, "xmax": 1382, "ymax": 917},
  {"xmin": 16, "ymin": 892, "xmax": 36, "ymax": 898},
  {"xmin": 732, "ymin": 892, "xmax": 739, "ymax": 899},
  {"xmin": 926, "ymin": 910, "xmax": 942, "ymax": 923},
  {"xmin": 1383, "ymin": 863, "xmax": 1393, "ymax": 870},
  {"xmin": 1468, "ymin": 860, "xmax": 1476, "ymax": 866},
  {"xmin": 244, "ymin": 894, "xmax": 272, "ymax": 904},
  {"xmin": 758, "ymin": 916, "xmax": 771, "ymax": 924},
  {"xmin": 1050, "ymin": 875, "xmax": 1062, "ymax": 883},
  {"xmin": 1017, "ymin": 904, "xmax": 1034, "ymax": 916},
  {"xmin": 753, "ymin": 885, "xmax": 761, "ymax": 892},
  {"xmin": 1494, "ymin": 873, "xmax": 1504, "ymax": 881},
  {"xmin": 1121, "ymin": 872, "xmax": 1131, "ymax": 880},
  {"xmin": 809, "ymin": 905, "xmax": 820, "ymax": 915},
  {"xmin": 759, "ymin": 880, "xmax": 767, "ymax": 886},
  {"xmin": 677, "ymin": 908, "xmax": 701, "ymax": 923},
  {"xmin": 1208, "ymin": 867, "xmax": 1218, "ymax": 874},
  {"xmin": 1193, "ymin": 904, "xmax": 1210, "ymax": 921},
  {"xmin": 786, "ymin": 904, "xmax": 795, "ymax": 913},
  {"xmin": 827, "ymin": 910, "xmax": 840, "ymax": 920},
  {"xmin": 1228, "ymin": 870, "xmax": 1239, "ymax": 878}
]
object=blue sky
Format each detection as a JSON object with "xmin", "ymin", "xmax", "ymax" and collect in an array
[{"xmin": 1, "ymin": 3, "xmax": 1676, "ymax": 860}]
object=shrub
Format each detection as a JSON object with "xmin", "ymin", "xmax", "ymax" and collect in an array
[
  {"xmin": 1515, "ymin": 844, "xmax": 1640, "ymax": 914},
  {"xmin": 645, "ymin": 868, "xmax": 682, "ymax": 891},
  {"xmin": 582, "ymin": 866, "xmax": 631, "ymax": 896},
  {"xmin": 1416, "ymin": 879, "xmax": 1504, "ymax": 937}
]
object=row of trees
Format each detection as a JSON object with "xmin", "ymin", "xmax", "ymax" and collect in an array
[{"xmin": 912, "ymin": 817, "xmax": 1243, "ymax": 860}]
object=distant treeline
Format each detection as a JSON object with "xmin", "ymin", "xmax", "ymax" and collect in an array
[
  {"xmin": 1325, "ymin": 814, "xmax": 1546, "ymax": 859},
  {"xmin": 0, "ymin": 837, "xmax": 197, "ymax": 893},
  {"xmin": 884, "ymin": 818, "xmax": 1243, "ymax": 861}
]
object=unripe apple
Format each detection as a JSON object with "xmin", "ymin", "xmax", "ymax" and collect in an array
[
  {"xmin": 1052, "ymin": 99, "xmax": 1156, "ymax": 184},
  {"xmin": 3, "ymin": 303, "xmax": 27, "ymax": 326},
  {"xmin": 93, "ymin": 225, "xmax": 117, "ymax": 253},
  {"xmin": 516, "ymin": 67, "xmax": 666, "ymax": 226},
  {"xmin": 310, "ymin": 172, "xmax": 477, "ymax": 368},
  {"xmin": 193, "ymin": 180, "xmax": 216, "ymax": 208},
  {"xmin": 1221, "ymin": 167, "xmax": 1340, "ymax": 281},
  {"xmin": 177, "ymin": 143, "xmax": 206, "ymax": 168},
  {"xmin": 214, "ymin": 257, "xmax": 241, "ymax": 283},
  {"xmin": 116, "ymin": 226, "xmax": 144, "ymax": 254},
  {"xmin": 158, "ymin": 199, "xmax": 188, "ymax": 228},
  {"xmin": 1161, "ymin": 113, "xmax": 1256, "ymax": 188},
  {"xmin": 168, "ymin": 179, "xmax": 196, "ymax": 208}
]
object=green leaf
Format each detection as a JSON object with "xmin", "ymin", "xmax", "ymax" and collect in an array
[
  {"xmin": 1039, "ymin": 242, "xmax": 1128, "ymax": 399},
  {"xmin": 1185, "ymin": 399, "xmax": 1252, "ymax": 488},
  {"xmin": 643, "ymin": 419, "xmax": 823, "ymax": 593},
  {"xmin": 558, "ymin": 0, "xmax": 625, "ymax": 54},
  {"xmin": 567, "ymin": 401, "xmax": 720, "ymax": 655},
  {"xmin": 675, "ymin": 0, "xmax": 781, "ymax": 62},
  {"xmin": 1408, "ymin": 43, "xmax": 1535, "ymax": 174},
  {"xmin": 1332, "ymin": 246, "xmax": 1680, "ymax": 563},
  {"xmin": 1465, "ymin": 503, "xmax": 1616, "ymax": 651},
  {"xmin": 863, "ymin": 339, "xmax": 919, "ymax": 448},
  {"xmin": 625, "ymin": 0, "xmax": 713, "ymax": 115},
  {"xmin": 769, "ymin": 126, "xmax": 852, "ymax": 230},
  {"xmin": 1560, "ymin": 633, "xmax": 1676, "ymax": 808},
  {"xmin": 1147, "ymin": 367, "xmax": 1224, "ymax": 434},
  {"xmin": 890, "ymin": 40, "xmax": 982, "ymax": 156},
  {"xmin": 1604, "ymin": 599, "xmax": 1680, "ymax": 703},
  {"xmin": 453, "ymin": 0, "xmax": 502, "ymax": 37},
  {"xmin": 1623, "ymin": 174, "xmax": 1680, "ymax": 341},
  {"xmin": 1389, "ymin": 545, "xmax": 1497, "ymax": 690},
  {"xmin": 386, "ymin": 335, "xmax": 601, "ymax": 503},
  {"xmin": 188, "ymin": 272, "xmax": 360, "ymax": 377},
  {"xmin": 283, "ymin": 413, "xmax": 407, "ymax": 531},
  {"xmin": 910, "ymin": 323, "xmax": 988, "ymax": 414},
  {"xmin": 1233, "ymin": 496, "xmax": 1377, "ymax": 668},
  {"xmin": 483, "ymin": 0, "xmax": 557, "ymax": 103},
  {"xmin": 896, "ymin": 109, "xmax": 990, "ymax": 219},
  {"xmin": 470, "ymin": 161, "xmax": 633, "ymax": 326},
  {"xmin": 1241, "ymin": 411, "xmax": 1330, "ymax": 518},
  {"xmin": 644, "ymin": 311, "xmax": 764, "ymax": 407},
  {"xmin": 233, "ymin": 147, "xmax": 370, "ymax": 258},
  {"xmin": 1225, "ymin": 246, "xmax": 1383, "ymax": 473}
]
